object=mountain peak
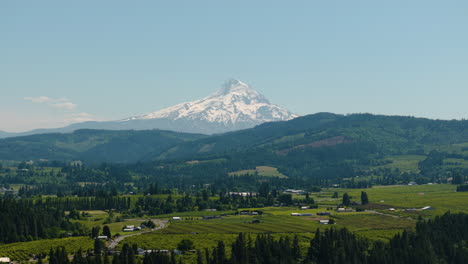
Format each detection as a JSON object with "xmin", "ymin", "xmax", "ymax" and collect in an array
[
  {"xmin": 121, "ymin": 79, "xmax": 298, "ymax": 134},
  {"xmin": 214, "ymin": 79, "xmax": 252, "ymax": 96}
]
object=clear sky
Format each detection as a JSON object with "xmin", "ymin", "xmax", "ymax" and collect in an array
[{"xmin": 1, "ymin": 0, "xmax": 467, "ymax": 132}]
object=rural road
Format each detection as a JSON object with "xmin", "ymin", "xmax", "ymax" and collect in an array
[
  {"xmin": 107, "ymin": 219, "xmax": 168, "ymax": 250},
  {"xmin": 365, "ymin": 210, "xmax": 415, "ymax": 220}
]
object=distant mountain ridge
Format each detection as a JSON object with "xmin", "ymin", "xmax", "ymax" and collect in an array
[{"xmin": 0, "ymin": 79, "xmax": 297, "ymax": 138}]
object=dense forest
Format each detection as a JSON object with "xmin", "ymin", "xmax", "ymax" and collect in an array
[{"xmin": 0, "ymin": 199, "xmax": 88, "ymax": 244}]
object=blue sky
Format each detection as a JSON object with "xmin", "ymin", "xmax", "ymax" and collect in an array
[{"xmin": 1, "ymin": 1, "xmax": 467, "ymax": 132}]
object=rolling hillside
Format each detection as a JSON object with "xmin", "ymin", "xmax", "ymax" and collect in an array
[
  {"xmin": 155, "ymin": 113, "xmax": 468, "ymax": 160},
  {"xmin": 0, "ymin": 129, "xmax": 206, "ymax": 163},
  {"xmin": 1, "ymin": 113, "xmax": 467, "ymax": 166}
]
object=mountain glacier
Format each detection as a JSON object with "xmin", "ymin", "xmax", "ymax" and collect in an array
[{"xmin": 120, "ymin": 79, "xmax": 297, "ymax": 133}]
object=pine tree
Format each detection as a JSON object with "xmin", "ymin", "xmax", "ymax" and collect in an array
[
  {"xmin": 292, "ymin": 235, "xmax": 301, "ymax": 261},
  {"xmin": 197, "ymin": 250, "xmax": 204, "ymax": 264},
  {"xmin": 92, "ymin": 226, "xmax": 101, "ymax": 238},
  {"xmin": 94, "ymin": 238, "xmax": 104, "ymax": 255},
  {"xmin": 103, "ymin": 225, "xmax": 112, "ymax": 238},
  {"xmin": 361, "ymin": 191, "xmax": 369, "ymax": 205},
  {"xmin": 342, "ymin": 193, "xmax": 351, "ymax": 206}
]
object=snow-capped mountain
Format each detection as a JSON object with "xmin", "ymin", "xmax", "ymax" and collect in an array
[
  {"xmin": 0, "ymin": 80, "xmax": 298, "ymax": 138},
  {"xmin": 121, "ymin": 79, "xmax": 297, "ymax": 132}
]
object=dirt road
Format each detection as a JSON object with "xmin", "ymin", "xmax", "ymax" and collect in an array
[{"xmin": 107, "ymin": 219, "xmax": 168, "ymax": 250}]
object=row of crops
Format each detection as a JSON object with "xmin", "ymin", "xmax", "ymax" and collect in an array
[{"xmin": 0, "ymin": 237, "xmax": 93, "ymax": 261}]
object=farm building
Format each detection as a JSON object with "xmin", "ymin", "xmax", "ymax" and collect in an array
[
  {"xmin": 97, "ymin": 235, "xmax": 108, "ymax": 239},
  {"xmin": 422, "ymin": 206, "xmax": 434, "ymax": 210},
  {"xmin": 172, "ymin": 217, "xmax": 181, "ymax": 220},
  {"xmin": 300, "ymin": 206, "xmax": 310, "ymax": 210},
  {"xmin": 240, "ymin": 211, "xmax": 259, "ymax": 215},
  {"xmin": 319, "ymin": 220, "xmax": 330, "ymax": 225},
  {"xmin": 290, "ymin": 213, "xmax": 313, "ymax": 216},
  {"xmin": 0, "ymin": 258, "xmax": 10, "ymax": 263},
  {"xmin": 203, "ymin": 215, "xmax": 221, "ymax": 220},
  {"xmin": 229, "ymin": 192, "xmax": 256, "ymax": 197},
  {"xmin": 284, "ymin": 189, "xmax": 305, "ymax": 195},
  {"xmin": 123, "ymin": 228, "xmax": 134, "ymax": 232},
  {"xmin": 317, "ymin": 212, "xmax": 331, "ymax": 216},
  {"xmin": 336, "ymin": 208, "xmax": 354, "ymax": 213},
  {"xmin": 137, "ymin": 249, "xmax": 170, "ymax": 255}
]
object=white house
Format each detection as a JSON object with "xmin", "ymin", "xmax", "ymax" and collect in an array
[
  {"xmin": 319, "ymin": 220, "xmax": 330, "ymax": 225},
  {"xmin": 0, "ymin": 257, "xmax": 11, "ymax": 263}
]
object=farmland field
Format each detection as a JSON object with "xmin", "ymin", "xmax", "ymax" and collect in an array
[
  {"xmin": 322, "ymin": 184, "xmax": 468, "ymax": 216},
  {"xmin": 1, "ymin": 184, "xmax": 467, "ymax": 263},
  {"xmin": 70, "ymin": 210, "xmax": 152, "ymax": 235},
  {"xmin": 228, "ymin": 166, "xmax": 288, "ymax": 178},
  {"xmin": 0, "ymin": 237, "xmax": 93, "ymax": 262},
  {"xmin": 374, "ymin": 155, "xmax": 425, "ymax": 171},
  {"xmin": 123, "ymin": 183, "xmax": 467, "ymax": 262}
]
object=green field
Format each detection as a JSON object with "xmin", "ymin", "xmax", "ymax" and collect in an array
[
  {"xmin": 0, "ymin": 237, "xmax": 93, "ymax": 262},
  {"xmin": 374, "ymin": 155, "xmax": 425, "ymax": 171},
  {"xmin": 228, "ymin": 166, "xmax": 288, "ymax": 178},
  {"xmin": 71, "ymin": 210, "xmax": 151, "ymax": 235},
  {"xmin": 322, "ymin": 184, "xmax": 468, "ymax": 216},
  {"xmin": 122, "ymin": 206, "xmax": 415, "ymax": 263}
]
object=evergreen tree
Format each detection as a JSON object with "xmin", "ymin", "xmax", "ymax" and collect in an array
[
  {"xmin": 103, "ymin": 225, "xmax": 112, "ymax": 238},
  {"xmin": 360, "ymin": 191, "xmax": 369, "ymax": 205},
  {"xmin": 197, "ymin": 250, "xmax": 204, "ymax": 264},
  {"xmin": 292, "ymin": 235, "xmax": 301, "ymax": 261},
  {"xmin": 342, "ymin": 193, "xmax": 351, "ymax": 206},
  {"xmin": 94, "ymin": 238, "xmax": 104, "ymax": 255},
  {"xmin": 215, "ymin": 241, "xmax": 226, "ymax": 264},
  {"xmin": 92, "ymin": 226, "xmax": 101, "ymax": 238}
]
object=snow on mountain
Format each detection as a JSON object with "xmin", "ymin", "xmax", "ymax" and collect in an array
[
  {"xmin": 122, "ymin": 79, "xmax": 298, "ymax": 129},
  {"xmin": 0, "ymin": 80, "xmax": 298, "ymax": 138}
]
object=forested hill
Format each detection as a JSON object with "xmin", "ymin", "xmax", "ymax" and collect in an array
[
  {"xmin": 155, "ymin": 113, "xmax": 468, "ymax": 160},
  {"xmin": 0, "ymin": 129, "xmax": 206, "ymax": 163},
  {"xmin": 0, "ymin": 113, "xmax": 467, "ymax": 164}
]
